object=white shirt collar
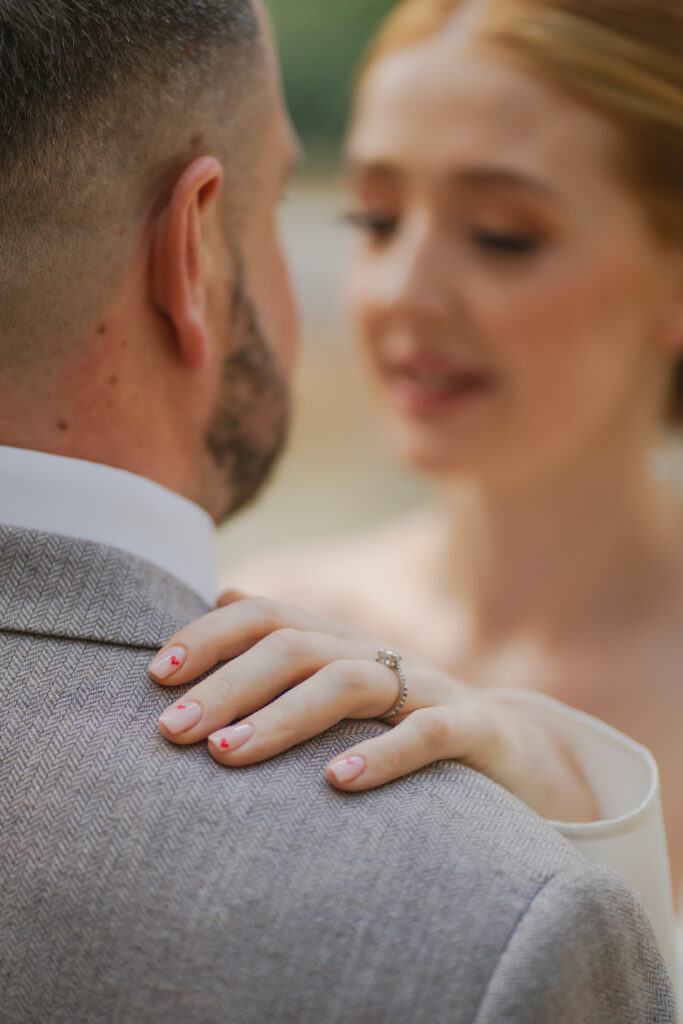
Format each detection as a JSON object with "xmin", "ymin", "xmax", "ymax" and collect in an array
[{"xmin": 0, "ymin": 446, "xmax": 218, "ymax": 605}]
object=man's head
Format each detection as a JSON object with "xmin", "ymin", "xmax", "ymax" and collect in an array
[{"xmin": 0, "ymin": 0, "xmax": 299, "ymax": 521}]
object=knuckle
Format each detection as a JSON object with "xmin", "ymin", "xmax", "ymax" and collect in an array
[
  {"xmin": 204, "ymin": 668, "xmax": 237, "ymax": 707},
  {"xmin": 265, "ymin": 627, "xmax": 307, "ymax": 658},
  {"xmin": 460, "ymin": 699, "xmax": 499, "ymax": 746},
  {"xmin": 328, "ymin": 659, "xmax": 365, "ymax": 688},
  {"xmin": 246, "ymin": 596, "xmax": 282, "ymax": 632},
  {"xmin": 323, "ymin": 660, "xmax": 368, "ymax": 701},
  {"xmin": 213, "ymin": 668, "xmax": 238, "ymax": 700},
  {"xmin": 411, "ymin": 708, "xmax": 451, "ymax": 752},
  {"xmin": 261, "ymin": 707, "xmax": 295, "ymax": 745},
  {"xmin": 474, "ymin": 704, "xmax": 503, "ymax": 755},
  {"xmin": 375, "ymin": 740, "xmax": 407, "ymax": 776}
]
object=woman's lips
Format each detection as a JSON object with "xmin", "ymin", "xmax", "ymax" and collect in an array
[{"xmin": 379, "ymin": 363, "xmax": 495, "ymax": 416}]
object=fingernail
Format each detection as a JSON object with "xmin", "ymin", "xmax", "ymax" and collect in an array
[
  {"xmin": 209, "ymin": 723, "xmax": 254, "ymax": 753},
  {"xmin": 159, "ymin": 700, "xmax": 202, "ymax": 735},
  {"xmin": 327, "ymin": 757, "xmax": 366, "ymax": 785},
  {"xmin": 149, "ymin": 646, "xmax": 187, "ymax": 680}
]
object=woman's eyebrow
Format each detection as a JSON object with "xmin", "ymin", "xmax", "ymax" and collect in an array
[
  {"xmin": 453, "ymin": 167, "xmax": 561, "ymax": 201},
  {"xmin": 345, "ymin": 160, "xmax": 401, "ymax": 183},
  {"xmin": 344, "ymin": 161, "xmax": 562, "ymax": 207}
]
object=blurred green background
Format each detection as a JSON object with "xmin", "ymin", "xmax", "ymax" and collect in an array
[{"xmin": 265, "ymin": 0, "xmax": 396, "ymax": 166}]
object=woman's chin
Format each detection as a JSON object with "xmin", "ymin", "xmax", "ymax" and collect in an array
[
  {"xmin": 388, "ymin": 431, "xmax": 487, "ymax": 479},
  {"xmin": 378, "ymin": 394, "xmax": 504, "ymax": 480}
]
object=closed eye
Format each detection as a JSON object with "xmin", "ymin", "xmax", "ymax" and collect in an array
[
  {"xmin": 470, "ymin": 229, "xmax": 543, "ymax": 256},
  {"xmin": 343, "ymin": 210, "xmax": 399, "ymax": 242}
]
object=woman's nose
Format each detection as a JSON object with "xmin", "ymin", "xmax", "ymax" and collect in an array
[{"xmin": 374, "ymin": 215, "xmax": 451, "ymax": 323}]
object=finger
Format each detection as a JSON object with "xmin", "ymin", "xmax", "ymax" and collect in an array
[
  {"xmin": 216, "ymin": 588, "xmax": 249, "ymax": 608},
  {"xmin": 158, "ymin": 631, "xmax": 385, "ymax": 745},
  {"xmin": 205, "ymin": 660, "xmax": 400, "ymax": 766},
  {"xmin": 324, "ymin": 704, "xmax": 498, "ymax": 792},
  {"xmin": 148, "ymin": 596, "xmax": 364, "ymax": 688}
]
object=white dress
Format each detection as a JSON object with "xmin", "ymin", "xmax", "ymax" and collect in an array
[{"xmin": 493, "ymin": 689, "xmax": 680, "ymax": 1005}]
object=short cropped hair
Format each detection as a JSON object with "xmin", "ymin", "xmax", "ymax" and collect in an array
[{"xmin": 0, "ymin": 0, "xmax": 263, "ymax": 368}]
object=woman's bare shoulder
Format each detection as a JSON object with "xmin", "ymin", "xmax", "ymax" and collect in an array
[{"xmin": 223, "ymin": 507, "xmax": 438, "ymax": 617}]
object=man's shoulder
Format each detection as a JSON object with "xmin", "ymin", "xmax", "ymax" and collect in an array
[
  {"xmin": 0, "ymin": 631, "xmax": 674, "ymax": 1023},
  {"xmin": 474, "ymin": 861, "xmax": 677, "ymax": 1023}
]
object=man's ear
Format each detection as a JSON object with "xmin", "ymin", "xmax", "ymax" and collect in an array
[{"xmin": 152, "ymin": 156, "xmax": 225, "ymax": 372}]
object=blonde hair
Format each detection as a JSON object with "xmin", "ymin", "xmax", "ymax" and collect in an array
[{"xmin": 359, "ymin": 0, "xmax": 683, "ymax": 424}]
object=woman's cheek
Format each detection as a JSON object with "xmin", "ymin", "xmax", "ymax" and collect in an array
[{"xmin": 346, "ymin": 269, "xmax": 380, "ymax": 349}]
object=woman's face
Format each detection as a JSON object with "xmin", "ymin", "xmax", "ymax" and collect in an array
[{"xmin": 346, "ymin": 26, "xmax": 682, "ymax": 487}]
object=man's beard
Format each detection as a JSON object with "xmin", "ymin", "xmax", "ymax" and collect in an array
[{"xmin": 205, "ymin": 280, "xmax": 291, "ymax": 524}]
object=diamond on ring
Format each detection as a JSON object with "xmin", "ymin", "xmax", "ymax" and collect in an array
[{"xmin": 376, "ymin": 648, "xmax": 409, "ymax": 720}]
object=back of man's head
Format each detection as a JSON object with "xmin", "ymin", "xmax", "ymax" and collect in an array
[{"xmin": 0, "ymin": 0, "xmax": 263, "ymax": 375}]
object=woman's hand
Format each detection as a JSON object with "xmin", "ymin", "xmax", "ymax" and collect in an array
[{"xmin": 150, "ymin": 591, "xmax": 598, "ymax": 823}]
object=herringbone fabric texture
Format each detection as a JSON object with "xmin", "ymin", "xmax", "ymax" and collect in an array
[{"xmin": 0, "ymin": 526, "xmax": 676, "ymax": 1023}]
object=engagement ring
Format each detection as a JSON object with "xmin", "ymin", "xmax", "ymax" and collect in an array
[{"xmin": 376, "ymin": 648, "xmax": 409, "ymax": 720}]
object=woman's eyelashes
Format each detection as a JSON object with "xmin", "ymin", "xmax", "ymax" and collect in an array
[
  {"xmin": 469, "ymin": 227, "xmax": 544, "ymax": 257},
  {"xmin": 343, "ymin": 209, "xmax": 398, "ymax": 242},
  {"xmin": 344, "ymin": 208, "xmax": 545, "ymax": 259}
]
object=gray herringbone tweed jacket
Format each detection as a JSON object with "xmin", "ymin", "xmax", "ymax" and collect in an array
[{"xmin": 0, "ymin": 524, "xmax": 675, "ymax": 1024}]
